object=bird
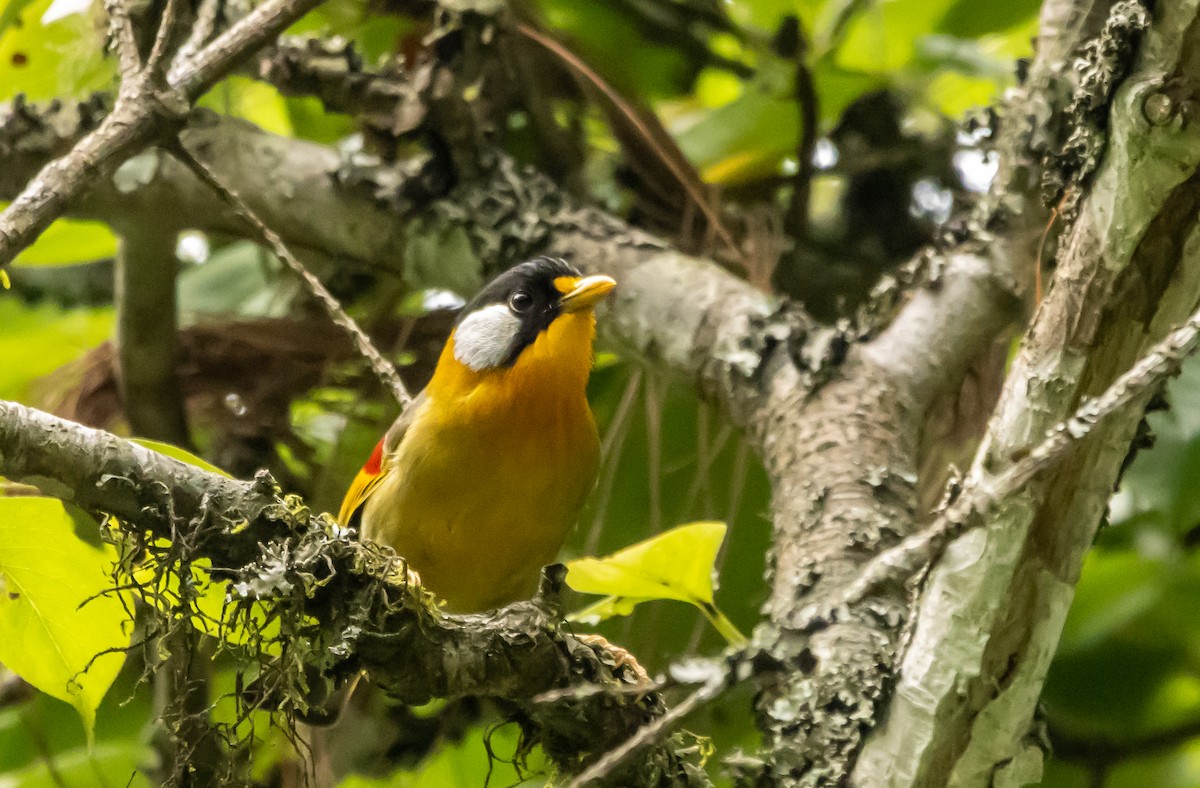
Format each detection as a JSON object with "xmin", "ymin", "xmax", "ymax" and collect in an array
[{"xmin": 338, "ymin": 258, "xmax": 617, "ymax": 613}]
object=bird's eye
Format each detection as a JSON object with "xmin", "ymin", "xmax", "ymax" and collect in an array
[{"xmin": 508, "ymin": 290, "xmax": 533, "ymax": 313}]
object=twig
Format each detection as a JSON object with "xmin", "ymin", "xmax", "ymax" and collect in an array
[
  {"xmin": 814, "ymin": 0, "xmax": 876, "ymax": 60},
  {"xmin": 171, "ymin": 0, "xmax": 222, "ymax": 72},
  {"xmin": 565, "ymin": 676, "xmax": 726, "ymax": 787},
  {"xmin": 166, "ymin": 140, "xmax": 413, "ymax": 408},
  {"xmin": 103, "ymin": 0, "xmax": 142, "ymax": 79},
  {"xmin": 807, "ymin": 290, "xmax": 1200, "ymax": 622},
  {"xmin": 516, "ymin": 22, "xmax": 738, "ymax": 254},
  {"xmin": 146, "ymin": 0, "xmax": 185, "ymax": 77},
  {"xmin": 0, "ymin": 0, "xmax": 328, "ymax": 270}
]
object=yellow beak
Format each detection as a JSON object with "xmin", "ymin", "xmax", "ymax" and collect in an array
[{"xmin": 559, "ymin": 275, "xmax": 617, "ymax": 313}]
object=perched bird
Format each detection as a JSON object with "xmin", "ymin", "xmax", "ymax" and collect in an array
[{"xmin": 338, "ymin": 258, "xmax": 617, "ymax": 612}]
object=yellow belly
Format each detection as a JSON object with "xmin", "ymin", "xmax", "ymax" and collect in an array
[{"xmin": 362, "ymin": 391, "xmax": 599, "ymax": 613}]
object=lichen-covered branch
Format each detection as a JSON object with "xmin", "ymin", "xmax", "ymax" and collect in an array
[
  {"xmin": 0, "ymin": 399, "xmax": 707, "ymax": 785},
  {"xmin": 857, "ymin": 1, "xmax": 1200, "ymax": 784}
]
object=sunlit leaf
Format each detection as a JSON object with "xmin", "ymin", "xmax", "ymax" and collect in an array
[
  {"xmin": 565, "ymin": 521, "xmax": 746, "ymax": 644},
  {"xmin": 0, "ymin": 498, "xmax": 130, "ymax": 740},
  {"xmin": 836, "ymin": 0, "xmax": 959, "ymax": 74},
  {"xmin": 676, "ymin": 89, "xmax": 798, "ymax": 185},
  {"xmin": 200, "ymin": 76, "xmax": 294, "ymax": 137},
  {"xmin": 0, "ymin": 0, "xmax": 36, "ymax": 36},
  {"xmin": 5, "ymin": 211, "xmax": 118, "ymax": 267},
  {"xmin": 936, "ymin": 0, "xmax": 1040, "ymax": 38},
  {"xmin": 0, "ymin": 0, "xmax": 112, "ymax": 101}
]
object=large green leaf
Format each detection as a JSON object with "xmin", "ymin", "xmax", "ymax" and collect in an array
[
  {"xmin": 935, "ymin": 0, "xmax": 1041, "ymax": 38},
  {"xmin": 836, "ymin": 0, "xmax": 959, "ymax": 74},
  {"xmin": 0, "ymin": 0, "xmax": 113, "ymax": 102},
  {"xmin": 0, "ymin": 0, "xmax": 36, "ymax": 36},
  {"xmin": 566, "ymin": 521, "xmax": 745, "ymax": 644},
  {"xmin": 675, "ymin": 88, "xmax": 799, "ymax": 185},
  {"xmin": 0, "ymin": 498, "xmax": 131, "ymax": 740}
]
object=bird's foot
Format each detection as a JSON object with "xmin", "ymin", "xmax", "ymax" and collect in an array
[{"xmin": 576, "ymin": 633, "xmax": 651, "ymax": 687}]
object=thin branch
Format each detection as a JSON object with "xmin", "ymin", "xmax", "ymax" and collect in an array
[
  {"xmin": 566, "ymin": 675, "xmax": 727, "ymax": 788},
  {"xmin": 808, "ymin": 290, "xmax": 1200, "ymax": 623},
  {"xmin": 146, "ymin": 0, "xmax": 185, "ymax": 77},
  {"xmin": 516, "ymin": 22, "xmax": 737, "ymax": 254},
  {"xmin": 166, "ymin": 140, "xmax": 413, "ymax": 409},
  {"xmin": 103, "ymin": 0, "xmax": 142, "ymax": 79},
  {"xmin": 0, "ymin": 0, "xmax": 329, "ymax": 270},
  {"xmin": 172, "ymin": 0, "xmax": 222, "ymax": 71}
]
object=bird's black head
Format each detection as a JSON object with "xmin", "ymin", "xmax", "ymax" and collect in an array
[{"xmin": 451, "ymin": 258, "xmax": 615, "ymax": 371}]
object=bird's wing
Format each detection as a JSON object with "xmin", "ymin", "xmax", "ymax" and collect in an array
[{"xmin": 336, "ymin": 392, "xmax": 426, "ymax": 526}]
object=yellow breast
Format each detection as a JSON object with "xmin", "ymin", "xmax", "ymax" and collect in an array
[{"xmin": 362, "ymin": 310, "xmax": 600, "ymax": 612}]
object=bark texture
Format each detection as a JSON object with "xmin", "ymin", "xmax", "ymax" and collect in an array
[{"xmin": 858, "ymin": 1, "xmax": 1200, "ymax": 784}]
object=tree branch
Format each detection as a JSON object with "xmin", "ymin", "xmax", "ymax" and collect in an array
[
  {"xmin": 0, "ymin": 96, "xmax": 1031, "ymax": 782},
  {"xmin": 857, "ymin": 1, "xmax": 1200, "ymax": 784},
  {"xmin": 166, "ymin": 139, "xmax": 413, "ymax": 408},
  {"xmin": 0, "ymin": 0, "xmax": 331, "ymax": 269},
  {"xmin": 0, "ymin": 399, "xmax": 707, "ymax": 784}
]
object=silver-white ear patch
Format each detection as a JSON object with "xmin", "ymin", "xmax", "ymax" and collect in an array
[{"xmin": 454, "ymin": 304, "xmax": 522, "ymax": 371}]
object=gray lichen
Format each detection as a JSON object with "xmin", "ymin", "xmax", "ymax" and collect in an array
[{"xmin": 1043, "ymin": 0, "xmax": 1150, "ymax": 220}]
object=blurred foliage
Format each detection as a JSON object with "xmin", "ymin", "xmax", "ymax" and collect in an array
[{"xmin": 3, "ymin": 0, "xmax": 1193, "ymax": 785}]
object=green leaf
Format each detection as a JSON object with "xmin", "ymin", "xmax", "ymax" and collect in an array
[
  {"xmin": 676, "ymin": 88, "xmax": 798, "ymax": 185},
  {"xmin": 0, "ymin": 498, "xmax": 131, "ymax": 741},
  {"xmin": 0, "ymin": 0, "xmax": 113, "ymax": 102},
  {"xmin": 1057, "ymin": 551, "xmax": 1167, "ymax": 657},
  {"xmin": 565, "ymin": 521, "xmax": 746, "ymax": 644},
  {"xmin": 836, "ymin": 0, "xmax": 959, "ymax": 74},
  {"xmin": 0, "ymin": 206, "xmax": 118, "ymax": 267},
  {"xmin": 178, "ymin": 240, "xmax": 291, "ymax": 321},
  {"xmin": 0, "ymin": 0, "xmax": 36, "ymax": 36},
  {"xmin": 200, "ymin": 76, "xmax": 294, "ymax": 137},
  {"xmin": 936, "ymin": 0, "xmax": 1041, "ymax": 38},
  {"xmin": 129, "ymin": 438, "xmax": 231, "ymax": 478},
  {"xmin": 16, "ymin": 220, "xmax": 117, "ymax": 266}
]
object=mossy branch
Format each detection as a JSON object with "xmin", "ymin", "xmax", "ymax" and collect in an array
[{"xmin": 0, "ymin": 399, "xmax": 707, "ymax": 785}]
